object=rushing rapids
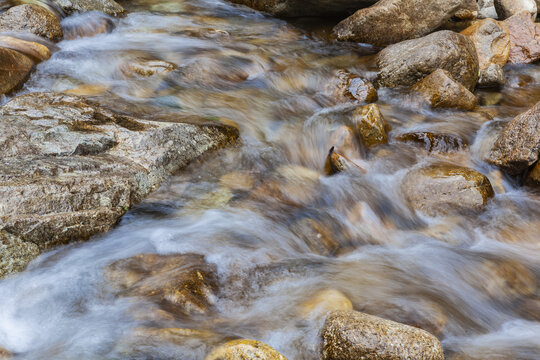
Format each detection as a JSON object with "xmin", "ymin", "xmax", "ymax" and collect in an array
[{"xmin": 0, "ymin": 0, "xmax": 539, "ymax": 359}]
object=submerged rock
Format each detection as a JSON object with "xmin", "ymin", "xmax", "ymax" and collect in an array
[
  {"xmin": 0, "ymin": 347, "xmax": 11, "ymax": 359},
  {"xmin": 333, "ymin": 0, "xmax": 477, "ymax": 46},
  {"xmin": 55, "ymin": 0, "xmax": 124, "ymax": 15},
  {"xmin": 104, "ymin": 253, "xmax": 218, "ymax": 316},
  {"xmin": 120, "ymin": 58, "xmax": 177, "ymax": 78},
  {"xmin": 0, "ymin": 231, "xmax": 40, "ymax": 278},
  {"xmin": 62, "ymin": 12, "xmax": 115, "ymax": 40},
  {"xmin": 504, "ymin": 11, "xmax": 540, "ymax": 64},
  {"xmin": 228, "ymin": 0, "xmax": 376, "ymax": 17},
  {"xmin": 461, "ymin": 18, "xmax": 509, "ymax": 88},
  {"xmin": 0, "ymin": 92, "xmax": 238, "ymax": 276},
  {"xmin": 321, "ymin": 310, "xmax": 444, "ymax": 360},
  {"xmin": 396, "ymin": 131, "xmax": 465, "ymax": 152},
  {"xmin": 0, "ymin": 47, "xmax": 33, "ymax": 95},
  {"xmin": 290, "ymin": 217, "xmax": 340, "ymax": 255},
  {"xmin": 376, "ymin": 31, "xmax": 479, "ymax": 91},
  {"xmin": 205, "ymin": 339, "xmax": 287, "ymax": 360},
  {"xmin": 486, "ymin": 101, "xmax": 540, "ymax": 175},
  {"xmin": 494, "ymin": 0, "xmax": 537, "ymax": 20},
  {"xmin": 327, "ymin": 70, "xmax": 377, "ymax": 104},
  {"xmin": 401, "ymin": 164, "xmax": 494, "ymax": 216},
  {"xmin": 0, "ymin": 4, "xmax": 62, "ymax": 41},
  {"xmin": 324, "ymin": 147, "xmax": 362, "ymax": 176},
  {"xmin": 299, "ymin": 289, "xmax": 352, "ymax": 319},
  {"xmin": 352, "ymin": 104, "xmax": 389, "ymax": 147},
  {"xmin": 410, "ymin": 69, "xmax": 477, "ymax": 110}
]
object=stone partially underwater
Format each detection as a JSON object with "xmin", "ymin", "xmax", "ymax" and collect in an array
[{"xmin": 0, "ymin": 92, "xmax": 238, "ymax": 278}]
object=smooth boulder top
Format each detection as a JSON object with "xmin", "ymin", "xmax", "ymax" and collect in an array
[
  {"xmin": 376, "ymin": 30, "xmax": 479, "ymax": 91},
  {"xmin": 0, "ymin": 92, "xmax": 238, "ymax": 278},
  {"xmin": 205, "ymin": 339, "xmax": 288, "ymax": 360},
  {"xmin": 54, "ymin": 0, "xmax": 124, "ymax": 15},
  {"xmin": 333, "ymin": 0, "xmax": 477, "ymax": 46},
  {"xmin": 321, "ymin": 310, "xmax": 444, "ymax": 360},
  {"xmin": 494, "ymin": 0, "xmax": 537, "ymax": 20},
  {"xmin": 487, "ymin": 100, "xmax": 540, "ymax": 175},
  {"xmin": 229, "ymin": 0, "xmax": 377, "ymax": 17},
  {"xmin": 0, "ymin": 4, "xmax": 63, "ymax": 41}
]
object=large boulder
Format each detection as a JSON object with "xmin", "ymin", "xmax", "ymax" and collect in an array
[
  {"xmin": 410, "ymin": 69, "xmax": 477, "ymax": 110},
  {"xmin": 401, "ymin": 164, "xmax": 494, "ymax": 216},
  {"xmin": 55, "ymin": 0, "xmax": 124, "ymax": 15},
  {"xmin": 228, "ymin": 0, "xmax": 377, "ymax": 17},
  {"xmin": 0, "ymin": 36, "xmax": 51, "ymax": 63},
  {"xmin": 494, "ymin": 0, "xmax": 537, "ymax": 20},
  {"xmin": 321, "ymin": 310, "xmax": 444, "ymax": 360},
  {"xmin": 333, "ymin": 0, "xmax": 477, "ymax": 46},
  {"xmin": 478, "ymin": 0, "xmax": 498, "ymax": 19},
  {"xmin": 376, "ymin": 30, "xmax": 479, "ymax": 91},
  {"xmin": 504, "ymin": 11, "xmax": 540, "ymax": 64},
  {"xmin": 486, "ymin": 101, "xmax": 540, "ymax": 175},
  {"xmin": 206, "ymin": 339, "xmax": 287, "ymax": 360},
  {"xmin": 0, "ymin": 47, "xmax": 33, "ymax": 95},
  {"xmin": 0, "ymin": 4, "xmax": 62, "ymax": 41},
  {"xmin": 104, "ymin": 253, "xmax": 218, "ymax": 316},
  {"xmin": 461, "ymin": 18, "xmax": 510, "ymax": 88},
  {"xmin": 0, "ymin": 92, "xmax": 238, "ymax": 277}
]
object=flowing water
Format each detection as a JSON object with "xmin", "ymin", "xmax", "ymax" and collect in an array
[{"xmin": 1, "ymin": 0, "xmax": 540, "ymax": 359}]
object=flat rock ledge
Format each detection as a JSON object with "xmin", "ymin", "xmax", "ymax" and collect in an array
[{"xmin": 0, "ymin": 92, "xmax": 238, "ymax": 278}]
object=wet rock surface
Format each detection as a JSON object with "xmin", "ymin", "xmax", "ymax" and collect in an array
[
  {"xmin": 396, "ymin": 131, "xmax": 465, "ymax": 152},
  {"xmin": 486, "ymin": 100, "xmax": 540, "ymax": 174},
  {"xmin": 0, "ymin": 36, "xmax": 51, "ymax": 63},
  {"xmin": 352, "ymin": 103, "xmax": 389, "ymax": 147},
  {"xmin": 104, "ymin": 253, "xmax": 219, "ymax": 316},
  {"xmin": 0, "ymin": 47, "xmax": 34, "ymax": 95},
  {"xmin": 376, "ymin": 30, "xmax": 479, "ymax": 91},
  {"xmin": 0, "ymin": 92, "xmax": 238, "ymax": 277},
  {"xmin": 504, "ymin": 11, "xmax": 540, "ymax": 64},
  {"xmin": 333, "ymin": 0, "xmax": 477, "ymax": 46},
  {"xmin": 461, "ymin": 18, "xmax": 509, "ymax": 87},
  {"xmin": 321, "ymin": 310, "xmax": 444, "ymax": 360},
  {"xmin": 0, "ymin": 4, "xmax": 63, "ymax": 41},
  {"xmin": 410, "ymin": 69, "xmax": 478, "ymax": 110},
  {"xmin": 401, "ymin": 164, "xmax": 494, "ymax": 216}
]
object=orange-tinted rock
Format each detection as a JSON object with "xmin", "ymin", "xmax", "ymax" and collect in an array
[
  {"xmin": 206, "ymin": 339, "xmax": 287, "ymax": 360},
  {"xmin": 504, "ymin": 11, "xmax": 540, "ymax": 64},
  {"xmin": 410, "ymin": 69, "xmax": 478, "ymax": 110},
  {"xmin": 352, "ymin": 104, "xmax": 389, "ymax": 147},
  {"xmin": 0, "ymin": 36, "xmax": 50, "ymax": 63},
  {"xmin": 0, "ymin": 47, "xmax": 34, "ymax": 95},
  {"xmin": 525, "ymin": 161, "xmax": 540, "ymax": 188},
  {"xmin": 62, "ymin": 12, "xmax": 115, "ymax": 40}
]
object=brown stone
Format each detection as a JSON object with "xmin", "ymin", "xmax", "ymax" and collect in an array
[
  {"xmin": 205, "ymin": 339, "xmax": 287, "ymax": 360},
  {"xmin": 504, "ymin": 11, "xmax": 540, "ymax": 64},
  {"xmin": 0, "ymin": 347, "xmax": 11, "ymax": 359},
  {"xmin": 401, "ymin": 164, "xmax": 494, "ymax": 216},
  {"xmin": 376, "ymin": 31, "xmax": 479, "ymax": 91},
  {"xmin": 290, "ymin": 217, "xmax": 340, "ymax": 256},
  {"xmin": 219, "ymin": 171, "xmax": 256, "ymax": 192},
  {"xmin": 327, "ymin": 126, "xmax": 363, "ymax": 160},
  {"xmin": 324, "ymin": 147, "xmax": 362, "ymax": 176},
  {"xmin": 410, "ymin": 69, "xmax": 478, "ymax": 110},
  {"xmin": 0, "ymin": 36, "xmax": 50, "ymax": 63},
  {"xmin": 321, "ymin": 310, "xmax": 444, "ymax": 360},
  {"xmin": 486, "ymin": 100, "xmax": 540, "ymax": 174},
  {"xmin": 461, "ymin": 18, "xmax": 510, "ymax": 87},
  {"xmin": 104, "ymin": 253, "xmax": 218, "ymax": 316},
  {"xmin": 333, "ymin": 0, "xmax": 477, "ymax": 46},
  {"xmin": 396, "ymin": 131, "xmax": 465, "ymax": 152},
  {"xmin": 0, "ymin": 47, "xmax": 33, "ymax": 95},
  {"xmin": 352, "ymin": 104, "xmax": 389, "ymax": 147},
  {"xmin": 327, "ymin": 69, "xmax": 377, "ymax": 104},
  {"xmin": 480, "ymin": 259, "xmax": 536, "ymax": 300},
  {"xmin": 0, "ymin": 4, "xmax": 63, "ymax": 41}
]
